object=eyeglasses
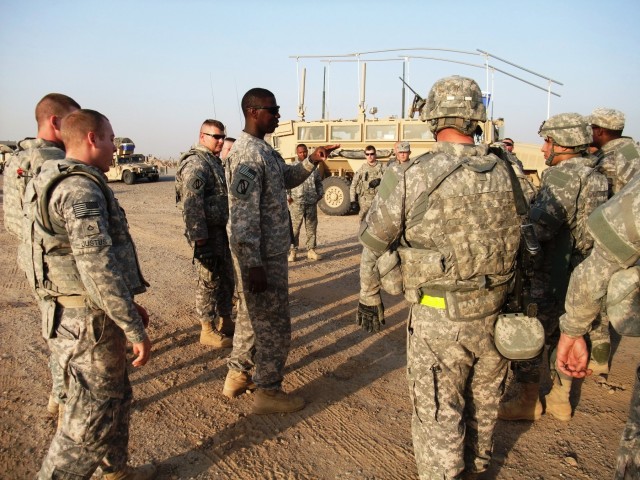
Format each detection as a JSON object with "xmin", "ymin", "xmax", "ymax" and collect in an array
[
  {"xmin": 249, "ymin": 105, "xmax": 280, "ymax": 115},
  {"xmin": 503, "ymin": 142, "xmax": 513, "ymax": 147},
  {"xmin": 365, "ymin": 152, "xmax": 376, "ymax": 156},
  {"xmin": 202, "ymin": 132, "xmax": 226, "ymax": 141}
]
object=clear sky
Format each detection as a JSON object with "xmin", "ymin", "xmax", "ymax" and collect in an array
[{"xmin": 1, "ymin": 0, "xmax": 639, "ymax": 158}]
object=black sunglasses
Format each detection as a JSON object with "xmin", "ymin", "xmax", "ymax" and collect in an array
[
  {"xmin": 250, "ymin": 105, "xmax": 280, "ymax": 115},
  {"xmin": 202, "ymin": 132, "xmax": 226, "ymax": 140},
  {"xmin": 365, "ymin": 152, "xmax": 376, "ymax": 156}
]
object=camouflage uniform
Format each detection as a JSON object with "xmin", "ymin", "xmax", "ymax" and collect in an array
[
  {"xmin": 560, "ymin": 174, "xmax": 640, "ymax": 479},
  {"xmin": 26, "ymin": 159, "xmax": 149, "ymax": 478},
  {"xmin": 349, "ymin": 161, "xmax": 385, "ymax": 221},
  {"xmin": 226, "ymin": 132, "xmax": 317, "ymax": 388},
  {"xmin": 597, "ymin": 137, "xmax": 640, "ymax": 198},
  {"xmin": 359, "ymin": 141, "xmax": 521, "ymax": 479},
  {"xmin": 175, "ymin": 145, "xmax": 234, "ymax": 324},
  {"xmin": 288, "ymin": 166, "xmax": 323, "ymax": 252},
  {"xmin": 512, "ymin": 154, "xmax": 608, "ymax": 384}
]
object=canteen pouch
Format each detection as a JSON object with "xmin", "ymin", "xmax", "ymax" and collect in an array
[
  {"xmin": 376, "ymin": 250, "xmax": 403, "ymax": 295},
  {"xmin": 494, "ymin": 312, "xmax": 544, "ymax": 360},
  {"xmin": 40, "ymin": 298, "xmax": 58, "ymax": 340},
  {"xmin": 607, "ymin": 266, "xmax": 640, "ymax": 337}
]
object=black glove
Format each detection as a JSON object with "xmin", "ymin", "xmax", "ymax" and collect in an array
[
  {"xmin": 350, "ymin": 201, "xmax": 359, "ymax": 213},
  {"xmin": 193, "ymin": 241, "xmax": 217, "ymax": 270},
  {"xmin": 368, "ymin": 178, "xmax": 381, "ymax": 189},
  {"xmin": 356, "ymin": 302, "xmax": 385, "ymax": 333}
]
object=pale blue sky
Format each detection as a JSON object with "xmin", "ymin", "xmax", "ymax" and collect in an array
[{"xmin": 1, "ymin": 0, "xmax": 639, "ymax": 158}]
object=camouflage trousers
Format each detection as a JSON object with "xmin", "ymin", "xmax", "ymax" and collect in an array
[
  {"xmin": 194, "ymin": 229, "xmax": 235, "ymax": 324},
  {"xmin": 407, "ymin": 303, "xmax": 507, "ymax": 479},
  {"xmin": 49, "ymin": 353, "xmax": 66, "ymax": 406},
  {"xmin": 615, "ymin": 364, "xmax": 640, "ymax": 480},
  {"xmin": 39, "ymin": 304, "xmax": 132, "ymax": 479},
  {"xmin": 227, "ymin": 252, "xmax": 291, "ymax": 389},
  {"xmin": 289, "ymin": 201, "xmax": 318, "ymax": 251},
  {"xmin": 358, "ymin": 194, "xmax": 375, "ymax": 222}
]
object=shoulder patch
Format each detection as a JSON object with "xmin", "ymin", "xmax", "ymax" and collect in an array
[
  {"xmin": 545, "ymin": 168, "xmax": 571, "ymax": 188},
  {"xmin": 378, "ymin": 168, "xmax": 400, "ymax": 200},
  {"xmin": 231, "ymin": 164, "xmax": 258, "ymax": 199},
  {"xmin": 187, "ymin": 174, "xmax": 206, "ymax": 194},
  {"xmin": 73, "ymin": 201, "xmax": 101, "ymax": 218},
  {"xmin": 620, "ymin": 143, "xmax": 640, "ymax": 162}
]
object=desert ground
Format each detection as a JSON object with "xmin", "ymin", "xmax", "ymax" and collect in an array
[{"xmin": 0, "ymin": 170, "xmax": 638, "ymax": 479}]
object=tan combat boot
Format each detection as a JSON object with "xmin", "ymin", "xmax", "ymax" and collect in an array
[
  {"xmin": 200, "ymin": 322, "xmax": 232, "ymax": 348},
  {"xmin": 47, "ymin": 394, "xmax": 59, "ymax": 415},
  {"xmin": 252, "ymin": 388, "xmax": 305, "ymax": 415},
  {"xmin": 545, "ymin": 375, "xmax": 572, "ymax": 421},
  {"xmin": 103, "ymin": 463, "xmax": 156, "ymax": 480},
  {"xmin": 498, "ymin": 382, "xmax": 543, "ymax": 421},
  {"xmin": 222, "ymin": 370, "xmax": 256, "ymax": 398},
  {"xmin": 215, "ymin": 315, "xmax": 235, "ymax": 337},
  {"xmin": 307, "ymin": 249, "xmax": 323, "ymax": 261},
  {"xmin": 288, "ymin": 248, "xmax": 297, "ymax": 263}
]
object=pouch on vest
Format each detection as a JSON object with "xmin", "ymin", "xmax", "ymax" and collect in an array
[
  {"xmin": 607, "ymin": 266, "xmax": 640, "ymax": 337},
  {"xmin": 443, "ymin": 284, "xmax": 509, "ymax": 321},
  {"xmin": 376, "ymin": 250, "xmax": 403, "ymax": 295},
  {"xmin": 40, "ymin": 298, "xmax": 58, "ymax": 340},
  {"xmin": 494, "ymin": 312, "xmax": 544, "ymax": 360},
  {"xmin": 398, "ymin": 247, "xmax": 445, "ymax": 303}
]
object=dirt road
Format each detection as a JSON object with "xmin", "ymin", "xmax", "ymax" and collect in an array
[{"xmin": 1, "ymin": 171, "xmax": 637, "ymax": 479}]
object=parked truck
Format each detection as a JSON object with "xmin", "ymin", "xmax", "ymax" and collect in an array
[{"xmin": 106, "ymin": 137, "xmax": 159, "ymax": 184}]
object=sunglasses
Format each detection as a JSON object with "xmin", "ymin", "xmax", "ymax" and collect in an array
[
  {"xmin": 250, "ymin": 105, "xmax": 280, "ymax": 115},
  {"xmin": 365, "ymin": 152, "xmax": 376, "ymax": 156},
  {"xmin": 202, "ymin": 132, "xmax": 226, "ymax": 140}
]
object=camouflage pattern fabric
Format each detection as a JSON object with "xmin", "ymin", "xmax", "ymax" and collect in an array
[
  {"xmin": 615, "ymin": 366, "xmax": 640, "ymax": 480},
  {"xmin": 175, "ymin": 145, "xmax": 234, "ymax": 323},
  {"xmin": 226, "ymin": 132, "xmax": 316, "ymax": 387},
  {"xmin": 349, "ymin": 161, "xmax": 385, "ymax": 221},
  {"xmin": 289, "ymin": 168, "xmax": 323, "ymax": 250},
  {"xmin": 3, "ymin": 138, "xmax": 65, "ymax": 239},
  {"xmin": 359, "ymin": 141, "xmax": 519, "ymax": 477},
  {"xmin": 30, "ymin": 159, "xmax": 148, "ymax": 478},
  {"xmin": 597, "ymin": 137, "xmax": 640, "ymax": 197}
]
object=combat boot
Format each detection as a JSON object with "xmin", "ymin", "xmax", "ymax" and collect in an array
[
  {"xmin": 103, "ymin": 463, "xmax": 156, "ymax": 480},
  {"xmin": 307, "ymin": 249, "xmax": 323, "ymax": 261},
  {"xmin": 47, "ymin": 394, "xmax": 59, "ymax": 415},
  {"xmin": 288, "ymin": 248, "xmax": 297, "ymax": 263},
  {"xmin": 215, "ymin": 315, "xmax": 235, "ymax": 337},
  {"xmin": 252, "ymin": 388, "xmax": 305, "ymax": 414},
  {"xmin": 200, "ymin": 322, "xmax": 232, "ymax": 348},
  {"xmin": 545, "ymin": 375, "xmax": 572, "ymax": 421},
  {"xmin": 498, "ymin": 382, "xmax": 543, "ymax": 421},
  {"xmin": 222, "ymin": 370, "xmax": 256, "ymax": 398}
]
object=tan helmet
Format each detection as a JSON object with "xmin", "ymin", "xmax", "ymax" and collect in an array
[
  {"xmin": 422, "ymin": 75, "xmax": 486, "ymax": 136},
  {"xmin": 538, "ymin": 113, "xmax": 592, "ymax": 148}
]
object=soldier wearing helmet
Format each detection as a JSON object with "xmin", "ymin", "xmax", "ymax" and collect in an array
[
  {"xmin": 499, "ymin": 113, "xmax": 609, "ymax": 423},
  {"xmin": 357, "ymin": 75, "xmax": 522, "ymax": 478}
]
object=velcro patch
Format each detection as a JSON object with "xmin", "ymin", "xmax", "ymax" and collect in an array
[
  {"xmin": 82, "ymin": 220, "xmax": 101, "ymax": 237},
  {"xmin": 187, "ymin": 174, "xmax": 206, "ymax": 194},
  {"xmin": 231, "ymin": 164, "xmax": 258, "ymax": 199},
  {"xmin": 238, "ymin": 164, "xmax": 257, "ymax": 180},
  {"xmin": 73, "ymin": 201, "xmax": 100, "ymax": 218}
]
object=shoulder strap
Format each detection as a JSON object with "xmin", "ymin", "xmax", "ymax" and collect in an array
[{"xmin": 489, "ymin": 146, "xmax": 528, "ymax": 216}]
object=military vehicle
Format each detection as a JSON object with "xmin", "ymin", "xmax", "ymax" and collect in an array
[
  {"xmin": 269, "ymin": 73, "xmax": 546, "ymax": 216},
  {"xmin": 0, "ymin": 142, "xmax": 17, "ymax": 175},
  {"xmin": 106, "ymin": 137, "xmax": 159, "ymax": 184}
]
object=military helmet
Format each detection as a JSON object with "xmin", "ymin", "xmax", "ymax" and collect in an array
[
  {"xmin": 538, "ymin": 113, "xmax": 592, "ymax": 148},
  {"xmin": 422, "ymin": 76, "xmax": 486, "ymax": 135}
]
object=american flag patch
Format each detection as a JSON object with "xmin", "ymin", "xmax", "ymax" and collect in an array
[
  {"xmin": 238, "ymin": 164, "xmax": 256, "ymax": 180},
  {"xmin": 73, "ymin": 202, "xmax": 100, "ymax": 218}
]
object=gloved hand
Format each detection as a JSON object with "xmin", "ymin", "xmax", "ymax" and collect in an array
[
  {"xmin": 356, "ymin": 302, "xmax": 385, "ymax": 333},
  {"xmin": 350, "ymin": 201, "xmax": 359, "ymax": 213},
  {"xmin": 193, "ymin": 240, "xmax": 217, "ymax": 270},
  {"xmin": 368, "ymin": 178, "xmax": 381, "ymax": 189}
]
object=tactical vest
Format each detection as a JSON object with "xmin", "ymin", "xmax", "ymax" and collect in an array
[
  {"xmin": 3, "ymin": 138, "xmax": 65, "ymax": 239},
  {"xmin": 598, "ymin": 137, "xmax": 640, "ymax": 197},
  {"xmin": 24, "ymin": 160, "xmax": 147, "ymax": 303},
  {"xmin": 399, "ymin": 153, "xmax": 521, "ymax": 319},
  {"xmin": 175, "ymin": 148, "xmax": 229, "ymax": 226},
  {"xmin": 356, "ymin": 163, "xmax": 385, "ymax": 197}
]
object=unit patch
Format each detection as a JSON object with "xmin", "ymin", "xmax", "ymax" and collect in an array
[
  {"xmin": 231, "ymin": 164, "xmax": 258, "ymax": 199},
  {"xmin": 187, "ymin": 174, "xmax": 206, "ymax": 194}
]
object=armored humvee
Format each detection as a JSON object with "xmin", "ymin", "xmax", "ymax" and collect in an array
[
  {"xmin": 0, "ymin": 141, "xmax": 18, "ymax": 175},
  {"xmin": 106, "ymin": 137, "xmax": 159, "ymax": 184}
]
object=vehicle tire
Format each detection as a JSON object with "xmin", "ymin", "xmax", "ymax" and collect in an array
[
  {"xmin": 319, "ymin": 176, "xmax": 351, "ymax": 216},
  {"xmin": 123, "ymin": 170, "xmax": 136, "ymax": 185}
]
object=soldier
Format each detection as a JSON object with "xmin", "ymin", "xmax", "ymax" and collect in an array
[
  {"xmin": 175, "ymin": 120, "xmax": 235, "ymax": 344},
  {"xmin": 222, "ymin": 87, "xmax": 337, "ymax": 414},
  {"xmin": 590, "ymin": 108, "xmax": 640, "ymax": 198},
  {"xmin": 501, "ymin": 137, "xmax": 525, "ymax": 173},
  {"xmin": 499, "ymin": 113, "xmax": 608, "ymax": 422},
  {"xmin": 556, "ymin": 173, "xmax": 640, "ymax": 479},
  {"xmin": 287, "ymin": 143, "xmax": 324, "ymax": 262},
  {"xmin": 29, "ymin": 109, "xmax": 154, "ymax": 479},
  {"xmin": 2, "ymin": 93, "xmax": 80, "ymax": 416},
  {"xmin": 220, "ymin": 136, "xmax": 236, "ymax": 162},
  {"xmin": 357, "ymin": 76, "xmax": 521, "ymax": 479},
  {"xmin": 387, "ymin": 141, "xmax": 411, "ymax": 168},
  {"xmin": 349, "ymin": 145, "xmax": 385, "ymax": 221}
]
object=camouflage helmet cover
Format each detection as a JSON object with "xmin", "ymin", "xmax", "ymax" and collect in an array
[
  {"xmin": 423, "ymin": 76, "xmax": 486, "ymax": 135},
  {"xmin": 538, "ymin": 113, "xmax": 592, "ymax": 148}
]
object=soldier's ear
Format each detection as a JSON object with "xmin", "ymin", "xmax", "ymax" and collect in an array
[{"xmin": 87, "ymin": 131, "xmax": 98, "ymax": 148}]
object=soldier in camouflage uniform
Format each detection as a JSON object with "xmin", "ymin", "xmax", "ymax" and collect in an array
[
  {"xmin": 557, "ymin": 173, "xmax": 640, "ymax": 479},
  {"xmin": 175, "ymin": 119, "xmax": 235, "ymax": 346},
  {"xmin": 222, "ymin": 87, "xmax": 337, "ymax": 414},
  {"xmin": 349, "ymin": 145, "xmax": 385, "ymax": 221},
  {"xmin": 357, "ymin": 76, "xmax": 521, "ymax": 479},
  {"xmin": 499, "ymin": 113, "xmax": 609, "ymax": 422},
  {"xmin": 2, "ymin": 93, "xmax": 80, "ymax": 416},
  {"xmin": 28, "ymin": 110, "xmax": 154, "ymax": 479},
  {"xmin": 287, "ymin": 143, "xmax": 324, "ymax": 262}
]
